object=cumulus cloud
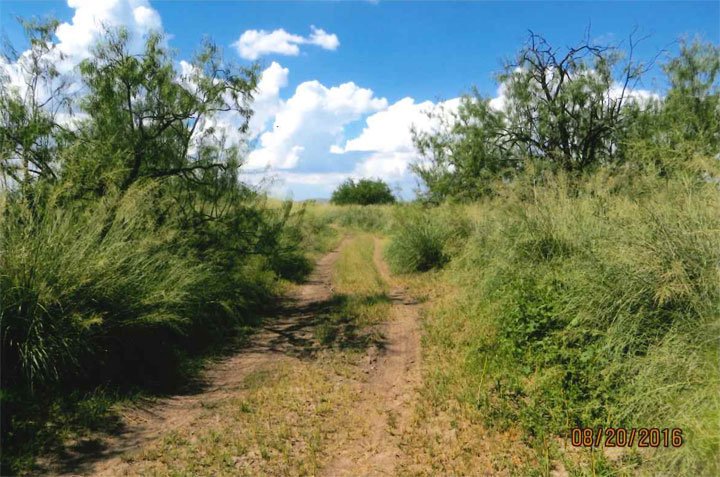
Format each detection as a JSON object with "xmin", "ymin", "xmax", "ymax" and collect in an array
[
  {"xmin": 242, "ymin": 92, "xmax": 464, "ymax": 199},
  {"xmin": 488, "ymin": 83, "xmax": 507, "ymax": 111},
  {"xmin": 308, "ymin": 27, "xmax": 340, "ymax": 50},
  {"xmin": 240, "ymin": 75, "xmax": 464, "ymax": 199},
  {"xmin": 233, "ymin": 26, "xmax": 339, "ymax": 60},
  {"xmin": 1, "ymin": 0, "xmax": 164, "ymax": 133},
  {"xmin": 246, "ymin": 80, "xmax": 387, "ymax": 170},
  {"xmin": 610, "ymin": 83, "xmax": 660, "ymax": 106},
  {"xmin": 343, "ymin": 97, "xmax": 461, "ymax": 154},
  {"xmin": 249, "ymin": 62, "xmax": 290, "ymax": 135},
  {"xmin": 339, "ymin": 97, "xmax": 460, "ymax": 187},
  {"xmin": 2, "ymin": 0, "xmax": 163, "ymax": 101},
  {"xmin": 352, "ymin": 151, "xmax": 417, "ymax": 180},
  {"xmin": 54, "ymin": 0, "xmax": 163, "ymax": 73}
]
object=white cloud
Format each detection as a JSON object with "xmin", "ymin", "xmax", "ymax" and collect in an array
[
  {"xmin": 488, "ymin": 83, "xmax": 507, "ymax": 111},
  {"xmin": 353, "ymin": 151, "xmax": 416, "ymax": 180},
  {"xmin": 234, "ymin": 30, "xmax": 303, "ymax": 60},
  {"xmin": 308, "ymin": 26, "xmax": 340, "ymax": 51},
  {"xmin": 246, "ymin": 80, "xmax": 387, "ymax": 170},
  {"xmin": 242, "ymin": 93, "xmax": 462, "ymax": 198},
  {"xmin": 0, "ymin": 0, "xmax": 166, "ymax": 145},
  {"xmin": 233, "ymin": 26, "xmax": 339, "ymax": 60},
  {"xmin": 337, "ymin": 96, "xmax": 460, "ymax": 188},
  {"xmin": 610, "ymin": 83, "xmax": 660, "ymax": 106},
  {"xmin": 343, "ymin": 97, "xmax": 460, "ymax": 154},
  {"xmin": 1, "ymin": 0, "xmax": 163, "ymax": 104},
  {"xmin": 54, "ymin": 0, "xmax": 163, "ymax": 72},
  {"xmin": 0, "ymin": 55, "xmax": 30, "ymax": 98},
  {"xmin": 249, "ymin": 62, "xmax": 289, "ymax": 138},
  {"xmin": 242, "ymin": 91, "xmax": 444, "ymax": 198}
]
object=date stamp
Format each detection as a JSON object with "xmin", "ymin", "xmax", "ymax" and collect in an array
[{"xmin": 570, "ymin": 427, "xmax": 684, "ymax": 448}]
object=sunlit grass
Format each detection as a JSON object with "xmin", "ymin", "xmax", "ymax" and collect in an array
[
  {"xmin": 314, "ymin": 233, "xmax": 391, "ymax": 348},
  {"xmin": 385, "ymin": 174, "xmax": 720, "ymax": 475}
]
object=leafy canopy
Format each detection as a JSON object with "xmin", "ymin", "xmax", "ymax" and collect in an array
[{"xmin": 412, "ymin": 31, "xmax": 719, "ymax": 202}]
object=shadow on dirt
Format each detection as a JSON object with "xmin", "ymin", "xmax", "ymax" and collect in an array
[{"xmin": 246, "ymin": 292, "xmax": 389, "ymax": 359}]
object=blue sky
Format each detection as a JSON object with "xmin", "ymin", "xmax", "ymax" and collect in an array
[{"xmin": 2, "ymin": 1, "xmax": 718, "ymax": 199}]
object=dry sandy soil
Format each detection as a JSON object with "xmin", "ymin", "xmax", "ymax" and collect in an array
[{"xmin": 321, "ymin": 237, "xmax": 421, "ymax": 476}]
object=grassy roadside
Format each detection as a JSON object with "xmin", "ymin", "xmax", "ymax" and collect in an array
[
  {"xmin": 320, "ymin": 185, "xmax": 718, "ymax": 476},
  {"xmin": 3, "ymin": 219, "xmax": 341, "ymax": 477},
  {"xmin": 376, "ymin": 175, "xmax": 720, "ymax": 475},
  {"xmin": 386, "ymin": 270, "xmax": 538, "ymax": 476},
  {"xmin": 3, "ymin": 304, "xmax": 270, "ymax": 477}
]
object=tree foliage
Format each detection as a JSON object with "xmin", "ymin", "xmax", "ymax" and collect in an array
[
  {"xmin": 0, "ymin": 20, "xmax": 313, "ymax": 405},
  {"xmin": 412, "ymin": 31, "xmax": 719, "ymax": 202},
  {"xmin": 0, "ymin": 18, "xmax": 71, "ymax": 190},
  {"xmin": 330, "ymin": 178, "xmax": 396, "ymax": 205}
]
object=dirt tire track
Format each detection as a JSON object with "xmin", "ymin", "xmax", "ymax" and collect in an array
[
  {"xmin": 322, "ymin": 236, "xmax": 421, "ymax": 476},
  {"xmin": 46, "ymin": 236, "xmax": 352, "ymax": 477}
]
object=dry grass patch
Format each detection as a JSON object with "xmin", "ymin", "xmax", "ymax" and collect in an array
[{"xmin": 116, "ymin": 357, "xmax": 366, "ymax": 476}]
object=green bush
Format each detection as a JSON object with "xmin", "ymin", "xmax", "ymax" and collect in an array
[
  {"xmin": 330, "ymin": 178, "xmax": 396, "ymax": 205},
  {"xmin": 0, "ymin": 185, "xmax": 199, "ymax": 389}
]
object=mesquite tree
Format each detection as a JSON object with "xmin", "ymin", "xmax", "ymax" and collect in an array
[
  {"xmin": 70, "ymin": 27, "xmax": 258, "ymax": 196},
  {"xmin": 0, "ymin": 19, "xmax": 72, "ymax": 190},
  {"xmin": 412, "ymin": 30, "xmax": 658, "ymax": 201}
]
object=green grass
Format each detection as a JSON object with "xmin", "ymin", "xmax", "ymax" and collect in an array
[
  {"xmin": 305, "ymin": 203, "xmax": 396, "ymax": 233},
  {"xmin": 385, "ymin": 174, "xmax": 720, "ymax": 475},
  {"xmin": 314, "ymin": 233, "xmax": 391, "ymax": 349}
]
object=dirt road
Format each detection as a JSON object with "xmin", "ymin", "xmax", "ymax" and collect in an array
[
  {"xmin": 45, "ymin": 234, "xmax": 422, "ymax": 476},
  {"xmin": 321, "ymin": 237, "xmax": 421, "ymax": 476}
]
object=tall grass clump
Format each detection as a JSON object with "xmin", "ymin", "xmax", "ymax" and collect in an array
[
  {"xmin": 385, "ymin": 204, "xmax": 471, "ymax": 273},
  {"xmin": 0, "ymin": 185, "xmax": 203, "ymax": 389}
]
